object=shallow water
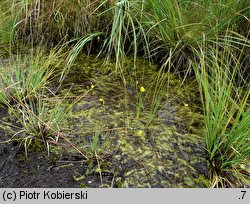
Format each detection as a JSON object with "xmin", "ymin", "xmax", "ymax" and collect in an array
[{"xmin": 0, "ymin": 55, "xmax": 210, "ymax": 187}]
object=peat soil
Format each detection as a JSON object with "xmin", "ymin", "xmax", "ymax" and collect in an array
[{"xmin": 0, "ymin": 107, "xmax": 111, "ymax": 188}]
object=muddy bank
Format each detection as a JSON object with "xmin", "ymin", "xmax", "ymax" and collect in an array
[{"xmin": 0, "ymin": 103, "xmax": 208, "ymax": 188}]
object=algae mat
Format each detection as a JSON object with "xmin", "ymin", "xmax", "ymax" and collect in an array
[{"xmin": 55, "ymin": 56, "xmax": 210, "ymax": 187}]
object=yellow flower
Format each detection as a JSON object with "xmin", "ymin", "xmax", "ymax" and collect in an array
[
  {"xmin": 137, "ymin": 130, "xmax": 144, "ymax": 137},
  {"xmin": 184, "ymin": 103, "xmax": 189, "ymax": 107},
  {"xmin": 99, "ymin": 98, "xmax": 104, "ymax": 102},
  {"xmin": 91, "ymin": 84, "xmax": 95, "ymax": 89},
  {"xmin": 140, "ymin": 86, "xmax": 145, "ymax": 92}
]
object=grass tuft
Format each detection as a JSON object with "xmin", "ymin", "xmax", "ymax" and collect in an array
[{"xmin": 193, "ymin": 40, "xmax": 250, "ymax": 187}]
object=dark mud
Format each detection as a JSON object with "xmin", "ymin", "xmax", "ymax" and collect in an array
[{"xmin": 0, "ymin": 109, "xmax": 112, "ymax": 188}]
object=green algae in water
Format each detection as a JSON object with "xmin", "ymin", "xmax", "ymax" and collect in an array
[
  {"xmin": 56, "ymin": 55, "xmax": 209, "ymax": 187},
  {"xmin": 1, "ymin": 53, "xmax": 209, "ymax": 187}
]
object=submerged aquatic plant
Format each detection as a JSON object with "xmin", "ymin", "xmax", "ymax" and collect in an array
[{"xmin": 0, "ymin": 0, "xmax": 249, "ymax": 188}]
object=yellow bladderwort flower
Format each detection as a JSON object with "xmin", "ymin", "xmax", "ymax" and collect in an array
[
  {"xmin": 184, "ymin": 103, "xmax": 189, "ymax": 107},
  {"xmin": 137, "ymin": 130, "xmax": 144, "ymax": 137},
  {"xmin": 99, "ymin": 98, "xmax": 104, "ymax": 104},
  {"xmin": 91, "ymin": 84, "xmax": 95, "ymax": 89},
  {"xmin": 140, "ymin": 86, "xmax": 145, "ymax": 92}
]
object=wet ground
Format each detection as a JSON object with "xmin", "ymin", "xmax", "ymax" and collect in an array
[
  {"xmin": 0, "ymin": 106, "xmax": 115, "ymax": 188},
  {"xmin": 0, "ymin": 55, "xmax": 210, "ymax": 187}
]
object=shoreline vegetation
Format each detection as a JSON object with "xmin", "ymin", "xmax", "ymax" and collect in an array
[{"xmin": 0, "ymin": 0, "xmax": 249, "ymax": 187}]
